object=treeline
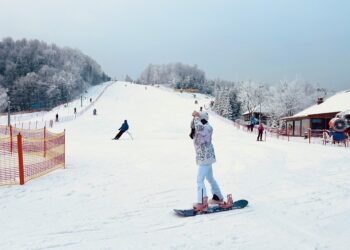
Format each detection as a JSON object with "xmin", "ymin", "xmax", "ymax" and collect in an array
[
  {"xmin": 137, "ymin": 63, "xmax": 331, "ymax": 125},
  {"xmin": 213, "ymin": 79, "xmax": 330, "ymax": 125},
  {"xmin": 0, "ymin": 37, "xmax": 110, "ymax": 111},
  {"xmin": 138, "ymin": 63, "xmax": 213, "ymax": 94}
]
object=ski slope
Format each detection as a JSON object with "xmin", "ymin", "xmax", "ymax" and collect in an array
[{"xmin": 1, "ymin": 82, "xmax": 350, "ymax": 250}]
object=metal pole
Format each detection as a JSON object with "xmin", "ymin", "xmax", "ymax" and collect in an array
[
  {"xmin": 259, "ymin": 102, "xmax": 261, "ymax": 124},
  {"xmin": 259, "ymin": 85, "xmax": 263, "ymax": 125},
  {"xmin": 7, "ymin": 100, "xmax": 11, "ymax": 126},
  {"xmin": 81, "ymin": 95, "xmax": 83, "ymax": 107}
]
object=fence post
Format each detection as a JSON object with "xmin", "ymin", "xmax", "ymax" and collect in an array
[
  {"xmin": 17, "ymin": 133, "xmax": 25, "ymax": 185},
  {"xmin": 308, "ymin": 129, "xmax": 311, "ymax": 144},
  {"xmin": 44, "ymin": 126, "xmax": 47, "ymax": 158},
  {"xmin": 64, "ymin": 129, "xmax": 66, "ymax": 169},
  {"xmin": 344, "ymin": 131, "xmax": 347, "ymax": 147},
  {"xmin": 10, "ymin": 125, "xmax": 13, "ymax": 154}
]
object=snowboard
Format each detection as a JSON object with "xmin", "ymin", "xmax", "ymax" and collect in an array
[{"xmin": 174, "ymin": 199, "xmax": 248, "ymax": 217}]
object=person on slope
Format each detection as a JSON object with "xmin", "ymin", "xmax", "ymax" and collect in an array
[
  {"xmin": 250, "ymin": 115, "xmax": 257, "ymax": 132},
  {"xmin": 191, "ymin": 111, "xmax": 230, "ymax": 212},
  {"xmin": 113, "ymin": 120, "xmax": 129, "ymax": 140},
  {"xmin": 257, "ymin": 123, "xmax": 264, "ymax": 141}
]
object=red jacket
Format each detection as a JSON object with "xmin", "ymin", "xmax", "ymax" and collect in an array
[{"xmin": 258, "ymin": 124, "xmax": 264, "ymax": 132}]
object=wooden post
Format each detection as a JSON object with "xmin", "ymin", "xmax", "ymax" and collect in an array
[
  {"xmin": 17, "ymin": 133, "xmax": 25, "ymax": 185},
  {"xmin": 308, "ymin": 129, "xmax": 311, "ymax": 144},
  {"xmin": 344, "ymin": 131, "xmax": 347, "ymax": 147}
]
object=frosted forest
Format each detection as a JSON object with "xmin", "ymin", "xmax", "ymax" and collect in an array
[{"xmin": 0, "ymin": 37, "xmax": 110, "ymax": 112}]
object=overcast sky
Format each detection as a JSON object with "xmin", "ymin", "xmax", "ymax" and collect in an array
[{"xmin": 0, "ymin": 0, "xmax": 349, "ymax": 90}]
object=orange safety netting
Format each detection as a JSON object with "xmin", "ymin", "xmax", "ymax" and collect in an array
[
  {"xmin": 22, "ymin": 132, "xmax": 65, "ymax": 183},
  {"xmin": 0, "ymin": 125, "xmax": 65, "ymax": 185},
  {"xmin": 0, "ymin": 135, "xmax": 19, "ymax": 185}
]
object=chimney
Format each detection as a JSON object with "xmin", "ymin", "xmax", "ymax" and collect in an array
[{"xmin": 317, "ymin": 97, "xmax": 324, "ymax": 105}]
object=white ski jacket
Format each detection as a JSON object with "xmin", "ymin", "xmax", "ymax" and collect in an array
[{"xmin": 193, "ymin": 117, "xmax": 216, "ymax": 165}]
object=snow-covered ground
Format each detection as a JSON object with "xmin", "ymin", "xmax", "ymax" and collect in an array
[
  {"xmin": 1, "ymin": 82, "xmax": 349, "ymax": 250},
  {"xmin": 0, "ymin": 81, "xmax": 112, "ymax": 129}
]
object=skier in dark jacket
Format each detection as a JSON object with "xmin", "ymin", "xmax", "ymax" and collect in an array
[{"xmin": 113, "ymin": 120, "xmax": 129, "ymax": 140}]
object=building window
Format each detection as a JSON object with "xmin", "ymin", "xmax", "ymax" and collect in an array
[{"xmin": 311, "ymin": 118, "xmax": 324, "ymax": 130}]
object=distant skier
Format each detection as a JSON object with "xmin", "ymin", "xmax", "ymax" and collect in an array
[
  {"xmin": 257, "ymin": 123, "xmax": 264, "ymax": 141},
  {"xmin": 191, "ymin": 111, "xmax": 225, "ymax": 212},
  {"xmin": 250, "ymin": 116, "xmax": 257, "ymax": 132},
  {"xmin": 113, "ymin": 120, "xmax": 129, "ymax": 140}
]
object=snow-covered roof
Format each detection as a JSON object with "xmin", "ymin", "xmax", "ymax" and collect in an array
[{"xmin": 290, "ymin": 89, "xmax": 350, "ymax": 118}]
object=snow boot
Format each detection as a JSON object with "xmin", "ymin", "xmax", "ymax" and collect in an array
[
  {"xmin": 219, "ymin": 194, "xmax": 234, "ymax": 209},
  {"xmin": 193, "ymin": 197, "xmax": 208, "ymax": 212}
]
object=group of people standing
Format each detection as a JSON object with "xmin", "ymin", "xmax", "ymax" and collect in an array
[{"xmin": 250, "ymin": 115, "xmax": 265, "ymax": 141}]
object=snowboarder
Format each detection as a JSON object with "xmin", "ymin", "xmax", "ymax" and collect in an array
[
  {"xmin": 191, "ymin": 111, "xmax": 225, "ymax": 212},
  {"xmin": 257, "ymin": 123, "xmax": 264, "ymax": 141},
  {"xmin": 113, "ymin": 120, "xmax": 129, "ymax": 140}
]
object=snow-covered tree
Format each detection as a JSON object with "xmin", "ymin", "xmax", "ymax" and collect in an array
[
  {"xmin": 0, "ymin": 37, "xmax": 110, "ymax": 111},
  {"xmin": 125, "ymin": 75, "xmax": 133, "ymax": 82},
  {"xmin": 0, "ymin": 85, "xmax": 7, "ymax": 111},
  {"xmin": 238, "ymin": 80, "xmax": 267, "ymax": 115},
  {"xmin": 138, "ymin": 63, "xmax": 206, "ymax": 90},
  {"xmin": 213, "ymin": 82, "xmax": 241, "ymax": 121},
  {"xmin": 264, "ymin": 80, "xmax": 332, "ymax": 126}
]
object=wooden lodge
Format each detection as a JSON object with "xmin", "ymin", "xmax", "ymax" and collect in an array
[{"xmin": 283, "ymin": 90, "xmax": 350, "ymax": 136}]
